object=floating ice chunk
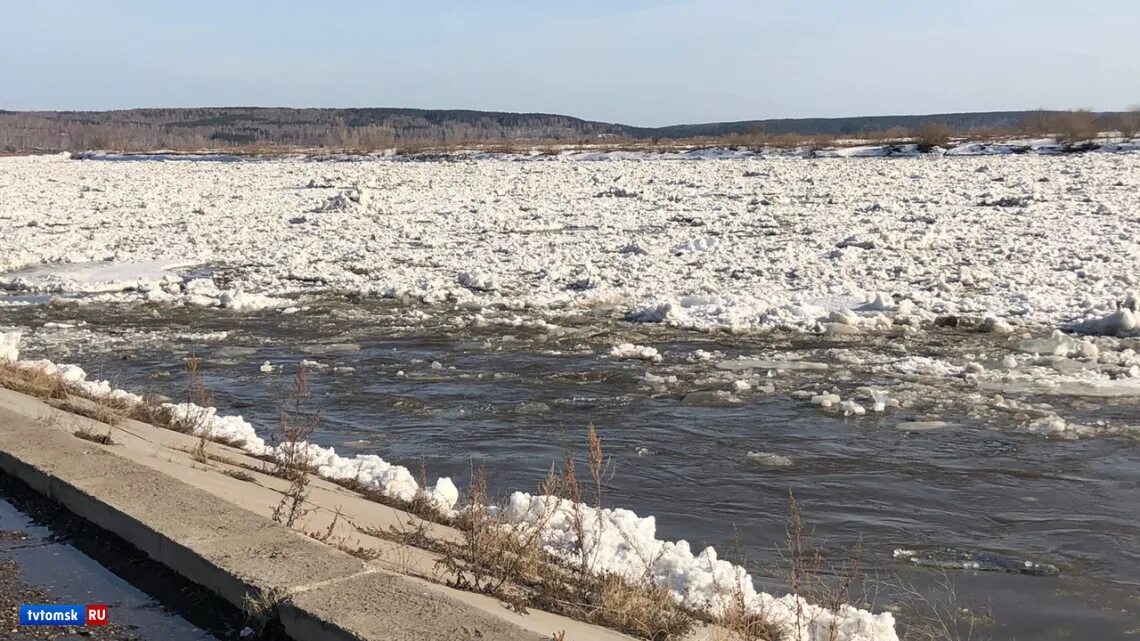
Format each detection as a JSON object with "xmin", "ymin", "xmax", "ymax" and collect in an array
[
  {"xmin": 1017, "ymin": 331, "xmax": 1073, "ymax": 356},
  {"xmin": 732, "ymin": 380, "xmax": 752, "ymax": 392},
  {"xmin": 627, "ymin": 300, "xmax": 684, "ymax": 323},
  {"xmin": 858, "ymin": 292, "xmax": 895, "ymax": 311},
  {"xmin": 746, "ymin": 451, "xmax": 793, "ymax": 467},
  {"xmin": 218, "ymin": 291, "xmax": 290, "ymax": 311},
  {"xmin": 672, "ymin": 236, "xmax": 720, "ymax": 254},
  {"xmin": 610, "ymin": 343, "xmax": 662, "ymax": 362},
  {"xmin": 1076, "ymin": 308, "xmax": 1138, "ymax": 336},
  {"xmin": 681, "ymin": 390, "xmax": 742, "ymax": 406},
  {"xmin": 980, "ymin": 316, "xmax": 1014, "ymax": 334},
  {"xmin": 259, "ymin": 361, "xmax": 274, "ymax": 373},
  {"xmin": 810, "ymin": 393, "xmax": 841, "ymax": 408},
  {"xmin": 889, "ymin": 357, "xmax": 964, "ymax": 377},
  {"xmin": 717, "ymin": 358, "xmax": 829, "ymax": 372},
  {"xmin": 0, "ymin": 332, "xmax": 20, "ymax": 362},
  {"xmin": 824, "ymin": 322, "xmax": 861, "ymax": 336},
  {"xmin": 839, "ymin": 400, "xmax": 866, "ymax": 416},
  {"xmin": 896, "ymin": 421, "xmax": 958, "ymax": 432},
  {"xmin": 457, "ymin": 270, "xmax": 498, "ymax": 292},
  {"xmin": 869, "ymin": 389, "xmax": 889, "ymax": 412}
]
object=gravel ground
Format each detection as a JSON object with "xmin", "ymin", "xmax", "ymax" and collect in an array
[{"xmin": 0, "ymin": 554, "xmax": 141, "ymax": 641}]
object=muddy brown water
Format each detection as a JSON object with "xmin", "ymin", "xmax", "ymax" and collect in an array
[{"xmin": 3, "ymin": 298, "xmax": 1140, "ymax": 640}]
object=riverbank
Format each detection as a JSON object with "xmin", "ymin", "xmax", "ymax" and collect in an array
[{"xmin": 0, "ymin": 383, "xmax": 655, "ymax": 641}]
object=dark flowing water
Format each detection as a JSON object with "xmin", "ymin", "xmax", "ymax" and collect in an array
[{"xmin": 4, "ymin": 299, "xmax": 1140, "ymax": 640}]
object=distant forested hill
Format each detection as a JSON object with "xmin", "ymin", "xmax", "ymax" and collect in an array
[{"xmin": 0, "ymin": 107, "xmax": 1126, "ymax": 152}]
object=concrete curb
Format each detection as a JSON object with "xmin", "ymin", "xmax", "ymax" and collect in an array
[{"xmin": 0, "ymin": 410, "xmax": 540, "ymax": 641}]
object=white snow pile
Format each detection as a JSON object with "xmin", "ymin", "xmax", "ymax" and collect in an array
[{"xmin": 501, "ymin": 492, "xmax": 898, "ymax": 641}]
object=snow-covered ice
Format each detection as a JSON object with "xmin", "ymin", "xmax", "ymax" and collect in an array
[{"xmin": 1, "ymin": 153, "xmax": 1138, "ymax": 336}]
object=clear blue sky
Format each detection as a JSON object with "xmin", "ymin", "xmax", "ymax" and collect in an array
[{"xmin": 2, "ymin": 0, "xmax": 1137, "ymax": 126}]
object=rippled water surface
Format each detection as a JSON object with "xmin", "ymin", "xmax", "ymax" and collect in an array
[{"xmin": 5, "ymin": 299, "xmax": 1140, "ymax": 639}]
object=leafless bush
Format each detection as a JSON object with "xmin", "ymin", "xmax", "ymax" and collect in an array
[
  {"xmin": 783, "ymin": 491, "xmax": 864, "ymax": 641},
  {"xmin": 887, "ymin": 573, "xmax": 994, "ymax": 641},
  {"xmin": 1019, "ymin": 110, "xmax": 1054, "ymax": 136},
  {"xmin": 270, "ymin": 366, "xmax": 318, "ymax": 528},
  {"xmin": 913, "ymin": 122, "xmax": 951, "ymax": 151},
  {"xmin": 1051, "ymin": 110, "xmax": 1100, "ymax": 147},
  {"xmin": 182, "ymin": 358, "xmax": 215, "ymax": 463},
  {"xmin": 1110, "ymin": 107, "xmax": 1140, "ymax": 140}
]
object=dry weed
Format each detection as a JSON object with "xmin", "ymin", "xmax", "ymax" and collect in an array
[{"xmin": 270, "ymin": 366, "xmax": 317, "ymax": 528}]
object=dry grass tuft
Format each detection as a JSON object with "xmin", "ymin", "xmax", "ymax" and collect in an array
[
  {"xmin": 49, "ymin": 397, "xmax": 127, "ymax": 426},
  {"xmin": 73, "ymin": 427, "xmax": 115, "ymax": 445},
  {"xmin": 0, "ymin": 363, "xmax": 70, "ymax": 399},
  {"xmin": 222, "ymin": 468, "xmax": 256, "ymax": 483}
]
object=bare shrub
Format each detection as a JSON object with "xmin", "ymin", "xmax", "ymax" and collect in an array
[
  {"xmin": 270, "ymin": 366, "xmax": 318, "ymax": 528},
  {"xmin": 1019, "ymin": 110, "xmax": 1054, "ymax": 136},
  {"xmin": 183, "ymin": 358, "xmax": 214, "ymax": 463},
  {"xmin": 1051, "ymin": 110, "xmax": 1099, "ymax": 147},
  {"xmin": 913, "ymin": 122, "xmax": 951, "ymax": 151},
  {"xmin": 888, "ymin": 573, "xmax": 995, "ymax": 641},
  {"xmin": 1110, "ymin": 108, "xmax": 1140, "ymax": 140},
  {"xmin": 775, "ymin": 491, "xmax": 864, "ymax": 641}
]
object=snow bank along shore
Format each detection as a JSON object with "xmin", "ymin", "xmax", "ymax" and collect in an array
[
  {"xmin": 0, "ymin": 332, "xmax": 898, "ymax": 641},
  {"xmin": 2, "ymin": 152, "xmax": 1139, "ymax": 337}
]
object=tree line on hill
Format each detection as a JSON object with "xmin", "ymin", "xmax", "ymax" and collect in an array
[{"xmin": 0, "ymin": 106, "xmax": 1135, "ymax": 153}]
